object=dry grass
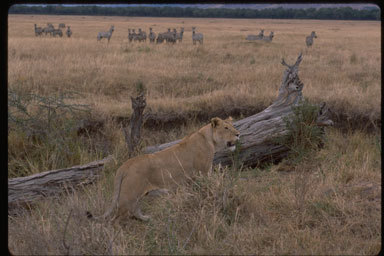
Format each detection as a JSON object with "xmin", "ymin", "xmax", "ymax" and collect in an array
[
  {"xmin": 8, "ymin": 129, "xmax": 381, "ymax": 255},
  {"xmin": 8, "ymin": 14, "xmax": 381, "ymax": 255},
  {"xmin": 8, "ymin": 15, "xmax": 381, "ymax": 120}
]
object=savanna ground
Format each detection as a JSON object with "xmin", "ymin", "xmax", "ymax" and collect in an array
[{"xmin": 8, "ymin": 15, "xmax": 381, "ymax": 255}]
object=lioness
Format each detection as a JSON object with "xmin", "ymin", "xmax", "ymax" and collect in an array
[{"xmin": 87, "ymin": 117, "xmax": 240, "ymax": 222}]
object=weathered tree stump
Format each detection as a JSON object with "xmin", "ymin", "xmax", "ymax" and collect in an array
[
  {"xmin": 145, "ymin": 53, "xmax": 333, "ymax": 167},
  {"xmin": 123, "ymin": 94, "xmax": 146, "ymax": 156},
  {"xmin": 8, "ymin": 155, "xmax": 113, "ymax": 210}
]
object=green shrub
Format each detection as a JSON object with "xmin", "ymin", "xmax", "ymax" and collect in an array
[{"xmin": 275, "ymin": 100, "xmax": 324, "ymax": 162}]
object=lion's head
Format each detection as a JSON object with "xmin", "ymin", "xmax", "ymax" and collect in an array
[{"xmin": 211, "ymin": 117, "xmax": 240, "ymax": 152}]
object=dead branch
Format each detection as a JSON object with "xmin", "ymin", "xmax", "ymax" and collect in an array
[{"xmin": 123, "ymin": 94, "xmax": 146, "ymax": 156}]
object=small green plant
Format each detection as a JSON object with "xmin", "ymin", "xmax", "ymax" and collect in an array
[
  {"xmin": 230, "ymin": 140, "xmax": 244, "ymax": 173},
  {"xmin": 274, "ymin": 100, "xmax": 324, "ymax": 162},
  {"xmin": 134, "ymin": 80, "xmax": 146, "ymax": 96},
  {"xmin": 350, "ymin": 53, "xmax": 358, "ymax": 64},
  {"xmin": 138, "ymin": 46, "xmax": 151, "ymax": 53}
]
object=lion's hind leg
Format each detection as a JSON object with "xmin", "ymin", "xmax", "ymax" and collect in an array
[
  {"xmin": 116, "ymin": 177, "xmax": 153, "ymax": 222},
  {"xmin": 113, "ymin": 196, "xmax": 151, "ymax": 222}
]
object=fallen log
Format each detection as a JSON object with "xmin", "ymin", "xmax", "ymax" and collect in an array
[
  {"xmin": 8, "ymin": 155, "xmax": 113, "ymax": 210},
  {"xmin": 145, "ymin": 53, "xmax": 333, "ymax": 167},
  {"xmin": 8, "ymin": 53, "xmax": 333, "ymax": 210}
]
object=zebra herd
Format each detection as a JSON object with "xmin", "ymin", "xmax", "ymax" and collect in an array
[
  {"xmin": 246, "ymin": 30, "xmax": 317, "ymax": 47},
  {"xmin": 154, "ymin": 27, "xmax": 185, "ymax": 43},
  {"xmin": 127, "ymin": 27, "xmax": 187, "ymax": 44},
  {"xmin": 33, "ymin": 23, "xmax": 316, "ymax": 47},
  {"xmin": 34, "ymin": 23, "xmax": 72, "ymax": 38},
  {"xmin": 95, "ymin": 25, "xmax": 200, "ymax": 44}
]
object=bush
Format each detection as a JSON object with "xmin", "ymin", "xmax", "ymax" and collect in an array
[
  {"xmin": 275, "ymin": 100, "xmax": 325, "ymax": 162},
  {"xmin": 7, "ymin": 89, "xmax": 104, "ymax": 177}
]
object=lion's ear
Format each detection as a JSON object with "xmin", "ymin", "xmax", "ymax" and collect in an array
[
  {"xmin": 226, "ymin": 116, "xmax": 233, "ymax": 123},
  {"xmin": 211, "ymin": 117, "xmax": 221, "ymax": 128}
]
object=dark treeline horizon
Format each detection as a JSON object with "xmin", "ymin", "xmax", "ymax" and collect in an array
[{"xmin": 8, "ymin": 5, "xmax": 380, "ymax": 21}]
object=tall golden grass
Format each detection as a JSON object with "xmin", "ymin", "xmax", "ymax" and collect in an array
[
  {"xmin": 8, "ymin": 15, "xmax": 381, "ymax": 120},
  {"xmin": 8, "ymin": 129, "xmax": 381, "ymax": 255},
  {"xmin": 8, "ymin": 14, "xmax": 381, "ymax": 255}
]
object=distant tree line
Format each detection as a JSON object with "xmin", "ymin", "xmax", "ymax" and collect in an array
[{"xmin": 8, "ymin": 5, "xmax": 380, "ymax": 21}]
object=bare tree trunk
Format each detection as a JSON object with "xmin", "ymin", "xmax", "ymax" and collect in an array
[
  {"xmin": 145, "ymin": 53, "xmax": 333, "ymax": 167},
  {"xmin": 8, "ymin": 155, "xmax": 113, "ymax": 210},
  {"xmin": 123, "ymin": 94, "xmax": 146, "ymax": 156}
]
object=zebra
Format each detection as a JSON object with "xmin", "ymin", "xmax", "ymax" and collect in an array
[
  {"xmin": 306, "ymin": 31, "xmax": 317, "ymax": 47},
  {"xmin": 160, "ymin": 28, "xmax": 176, "ymax": 43},
  {"xmin": 192, "ymin": 27, "xmax": 203, "ymax": 45},
  {"xmin": 132, "ymin": 29, "xmax": 141, "ymax": 42},
  {"xmin": 156, "ymin": 32, "xmax": 165, "ymax": 44},
  {"xmin": 149, "ymin": 27, "xmax": 156, "ymax": 43},
  {"xmin": 176, "ymin": 27, "xmax": 184, "ymax": 43},
  {"xmin": 34, "ymin": 24, "xmax": 43, "ymax": 36},
  {"xmin": 97, "ymin": 25, "xmax": 114, "ymax": 43},
  {"xmin": 66, "ymin": 26, "xmax": 72, "ymax": 38},
  {"xmin": 59, "ymin": 23, "xmax": 65, "ymax": 29},
  {"xmin": 156, "ymin": 28, "xmax": 173, "ymax": 44},
  {"xmin": 262, "ymin": 31, "xmax": 274, "ymax": 42},
  {"xmin": 164, "ymin": 28, "xmax": 177, "ymax": 43},
  {"xmin": 43, "ymin": 23, "xmax": 54, "ymax": 36},
  {"xmin": 246, "ymin": 29, "xmax": 264, "ymax": 41},
  {"xmin": 138, "ymin": 28, "xmax": 147, "ymax": 42},
  {"xmin": 128, "ymin": 29, "xmax": 134, "ymax": 42},
  {"xmin": 52, "ymin": 28, "xmax": 63, "ymax": 37}
]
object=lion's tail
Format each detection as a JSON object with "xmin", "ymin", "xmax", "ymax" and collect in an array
[{"xmin": 86, "ymin": 171, "xmax": 125, "ymax": 222}]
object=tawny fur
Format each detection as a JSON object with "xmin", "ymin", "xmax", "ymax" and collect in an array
[{"xmin": 88, "ymin": 117, "xmax": 239, "ymax": 223}]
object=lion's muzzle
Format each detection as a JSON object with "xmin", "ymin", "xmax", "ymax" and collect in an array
[{"xmin": 227, "ymin": 134, "xmax": 240, "ymax": 152}]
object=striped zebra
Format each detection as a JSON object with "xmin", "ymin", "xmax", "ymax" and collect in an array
[
  {"xmin": 192, "ymin": 27, "xmax": 203, "ymax": 45},
  {"xmin": 59, "ymin": 23, "xmax": 65, "ymax": 29},
  {"xmin": 66, "ymin": 26, "xmax": 72, "ymax": 38},
  {"xmin": 132, "ymin": 29, "xmax": 140, "ymax": 42},
  {"xmin": 156, "ymin": 32, "xmax": 165, "ymax": 43},
  {"xmin": 128, "ymin": 29, "xmax": 134, "ymax": 42},
  {"xmin": 156, "ymin": 28, "xmax": 174, "ymax": 44},
  {"xmin": 149, "ymin": 27, "xmax": 156, "ymax": 43},
  {"xmin": 138, "ymin": 28, "xmax": 147, "ymax": 42},
  {"xmin": 34, "ymin": 24, "xmax": 43, "ymax": 36},
  {"xmin": 97, "ymin": 25, "xmax": 114, "ymax": 43},
  {"xmin": 165, "ymin": 28, "xmax": 177, "ymax": 43},
  {"xmin": 43, "ymin": 23, "xmax": 54, "ymax": 36},
  {"xmin": 52, "ymin": 28, "xmax": 63, "ymax": 37},
  {"xmin": 262, "ymin": 31, "xmax": 274, "ymax": 42},
  {"xmin": 176, "ymin": 27, "xmax": 184, "ymax": 43},
  {"xmin": 246, "ymin": 29, "xmax": 264, "ymax": 41},
  {"xmin": 306, "ymin": 31, "xmax": 317, "ymax": 47}
]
